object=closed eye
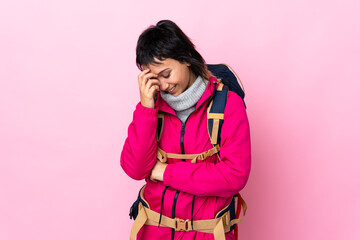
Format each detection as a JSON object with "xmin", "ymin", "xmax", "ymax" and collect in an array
[{"xmin": 163, "ymin": 73, "xmax": 171, "ymax": 79}]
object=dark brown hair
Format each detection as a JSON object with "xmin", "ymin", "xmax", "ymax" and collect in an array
[{"xmin": 136, "ymin": 20, "xmax": 210, "ymax": 80}]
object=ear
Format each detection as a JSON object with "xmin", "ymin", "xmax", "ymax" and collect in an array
[{"xmin": 186, "ymin": 62, "xmax": 191, "ymax": 67}]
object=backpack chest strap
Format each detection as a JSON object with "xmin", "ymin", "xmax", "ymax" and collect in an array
[{"xmin": 157, "ymin": 145, "xmax": 220, "ymax": 163}]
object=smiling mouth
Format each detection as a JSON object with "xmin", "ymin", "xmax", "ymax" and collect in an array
[{"xmin": 168, "ymin": 86, "xmax": 176, "ymax": 94}]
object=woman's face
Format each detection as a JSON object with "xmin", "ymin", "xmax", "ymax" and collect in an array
[{"xmin": 143, "ymin": 58, "xmax": 197, "ymax": 97}]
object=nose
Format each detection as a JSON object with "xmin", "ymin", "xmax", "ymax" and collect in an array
[{"xmin": 159, "ymin": 79, "xmax": 169, "ymax": 91}]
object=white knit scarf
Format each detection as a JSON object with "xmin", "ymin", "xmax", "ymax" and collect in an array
[{"xmin": 160, "ymin": 76, "xmax": 208, "ymax": 123}]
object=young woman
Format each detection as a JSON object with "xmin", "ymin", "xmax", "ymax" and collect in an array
[{"xmin": 121, "ymin": 20, "xmax": 251, "ymax": 240}]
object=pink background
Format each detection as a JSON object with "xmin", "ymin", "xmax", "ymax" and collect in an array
[{"xmin": 1, "ymin": 0, "xmax": 359, "ymax": 239}]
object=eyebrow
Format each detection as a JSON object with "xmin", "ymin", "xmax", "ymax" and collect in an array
[{"xmin": 157, "ymin": 68, "xmax": 170, "ymax": 75}]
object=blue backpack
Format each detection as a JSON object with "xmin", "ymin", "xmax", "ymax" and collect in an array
[{"xmin": 205, "ymin": 63, "xmax": 246, "ymax": 147}]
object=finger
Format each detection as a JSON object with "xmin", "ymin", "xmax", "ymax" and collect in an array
[
  {"xmin": 146, "ymin": 80, "xmax": 160, "ymax": 96},
  {"xmin": 139, "ymin": 68, "xmax": 150, "ymax": 78},
  {"xmin": 145, "ymin": 78, "xmax": 160, "ymax": 89},
  {"xmin": 149, "ymin": 84, "xmax": 160, "ymax": 96},
  {"xmin": 143, "ymin": 72, "xmax": 158, "ymax": 83},
  {"xmin": 138, "ymin": 69, "xmax": 150, "ymax": 85},
  {"xmin": 139, "ymin": 73, "xmax": 158, "ymax": 89}
]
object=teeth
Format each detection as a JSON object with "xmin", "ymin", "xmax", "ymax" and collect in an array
[{"xmin": 169, "ymin": 86, "xmax": 175, "ymax": 92}]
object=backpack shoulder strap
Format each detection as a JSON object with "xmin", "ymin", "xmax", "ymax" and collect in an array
[
  {"xmin": 207, "ymin": 82, "xmax": 229, "ymax": 146},
  {"xmin": 156, "ymin": 81, "xmax": 229, "ymax": 146},
  {"xmin": 156, "ymin": 112, "xmax": 164, "ymax": 142}
]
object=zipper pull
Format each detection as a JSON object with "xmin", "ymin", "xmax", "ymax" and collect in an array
[{"xmin": 180, "ymin": 124, "xmax": 185, "ymax": 135}]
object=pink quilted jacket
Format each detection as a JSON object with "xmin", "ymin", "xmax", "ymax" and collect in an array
[{"xmin": 121, "ymin": 76, "xmax": 251, "ymax": 239}]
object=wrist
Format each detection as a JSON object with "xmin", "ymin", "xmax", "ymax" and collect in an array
[
  {"xmin": 141, "ymin": 99, "xmax": 155, "ymax": 109},
  {"xmin": 158, "ymin": 164, "xmax": 167, "ymax": 181}
]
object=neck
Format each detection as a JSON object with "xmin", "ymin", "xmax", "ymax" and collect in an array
[{"xmin": 186, "ymin": 70, "xmax": 197, "ymax": 91}]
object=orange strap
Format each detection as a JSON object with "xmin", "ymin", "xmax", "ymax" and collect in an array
[
  {"xmin": 130, "ymin": 187, "xmax": 247, "ymax": 240},
  {"xmin": 157, "ymin": 145, "xmax": 220, "ymax": 163},
  {"xmin": 130, "ymin": 202, "xmax": 233, "ymax": 240}
]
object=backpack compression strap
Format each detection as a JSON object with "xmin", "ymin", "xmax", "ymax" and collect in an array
[
  {"xmin": 130, "ymin": 186, "xmax": 247, "ymax": 240},
  {"xmin": 207, "ymin": 82, "xmax": 229, "ymax": 146}
]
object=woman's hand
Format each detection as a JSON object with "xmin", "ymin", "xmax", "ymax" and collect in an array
[
  {"xmin": 150, "ymin": 160, "xmax": 168, "ymax": 182},
  {"xmin": 138, "ymin": 69, "xmax": 160, "ymax": 109}
]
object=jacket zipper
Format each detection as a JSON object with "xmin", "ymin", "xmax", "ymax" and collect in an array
[
  {"xmin": 168, "ymin": 89, "xmax": 215, "ymax": 240},
  {"xmin": 171, "ymin": 113, "xmax": 195, "ymax": 239},
  {"xmin": 180, "ymin": 124, "xmax": 186, "ymax": 154},
  {"xmin": 171, "ymin": 122, "xmax": 186, "ymax": 240}
]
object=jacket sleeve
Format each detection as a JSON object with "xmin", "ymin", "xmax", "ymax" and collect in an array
[
  {"xmin": 163, "ymin": 92, "xmax": 251, "ymax": 197},
  {"xmin": 120, "ymin": 102, "xmax": 159, "ymax": 180}
]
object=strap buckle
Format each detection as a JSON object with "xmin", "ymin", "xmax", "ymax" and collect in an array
[
  {"xmin": 174, "ymin": 218, "xmax": 191, "ymax": 231},
  {"xmin": 198, "ymin": 152, "xmax": 206, "ymax": 160},
  {"xmin": 199, "ymin": 145, "xmax": 220, "ymax": 160}
]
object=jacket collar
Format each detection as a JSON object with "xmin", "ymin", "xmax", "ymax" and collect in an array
[{"xmin": 155, "ymin": 76, "xmax": 219, "ymax": 115}]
